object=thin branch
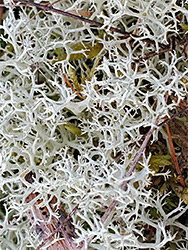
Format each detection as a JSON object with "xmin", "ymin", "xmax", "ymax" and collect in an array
[
  {"xmin": 101, "ymin": 200, "xmax": 118, "ymax": 223},
  {"xmin": 166, "ymin": 123, "xmax": 185, "ymax": 188},
  {"xmin": 18, "ymin": 0, "xmax": 65, "ymax": 33},
  {"xmin": 139, "ymin": 44, "xmax": 173, "ymax": 61},
  {"xmin": 101, "ymin": 105, "xmax": 188, "ymax": 224},
  {"xmin": 35, "ymin": 203, "xmax": 81, "ymax": 250},
  {"xmin": 158, "ymin": 106, "xmax": 188, "ymax": 127},
  {"xmin": 63, "ymin": 73, "xmax": 85, "ymax": 100},
  {"xmin": 13, "ymin": 0, "xmax": 168, "ymax": 50},
  {"xmin": 60, "ymin": 204, "xmax": 79, "ymax": 226},
  {"xmin": 87, "ymin": 199, "xmax": 119, "ymax": 246},
  {"xmin": 121, "ymin": 119, "xmax": 160, "ymax": 190},
  {"xmin": 0, "ymin": 0, "xmax": 4, "ymax": 24},
  {"xmin": 101, "ymin": 116, "xmax": 161, "ymax": 225},
  {"xmin": 137, "ymin": 37, "xmax": 174, "ymax": 62}
]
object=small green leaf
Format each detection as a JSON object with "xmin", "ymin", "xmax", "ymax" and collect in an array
[
  {"xmin": 149, "ymin": 155, "xmax": 171, "ymax": 173},
  {"xmin": 179, "ymin": 23, "xmax": 188, "ymax": 31},
  {"xmin": 7, "ymin": 43, "xmax": 14, "ymax": 52},
  {"xmin": 53, "ymin": 41, "xmax": 103, "ymax": 62},
  {"xmin": 34, "ymin": 157, "xmax": 42, "ymax": 166},
  {"xmin": 160, "ymin": 183, "xmax": 168, "ymax": 195},
  {"xmin": 65, "ymin": 122, "xmax": 83, "ymax": 137},
  {"xmin": 47, "ymin": 94, "xmax": 60, "ymax": 101},
  {"xmin": 150, "ymin": 207, "xmax": 162, "ymax": 219},
  {"xmin": 165, "ymin": 197, "xmax": 177, "ymax": 208},
  {"xmin": 68, "ymin": 66, "xmax": 83, "ymax": 91},
  {"xmin": 181, "ymin": 188, "xmax": 188, "ymax": 204}
]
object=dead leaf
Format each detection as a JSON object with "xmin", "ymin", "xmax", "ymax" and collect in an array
[{"xmin": 24, "ymin": 171, "xmax": 83, "ymax": 250}]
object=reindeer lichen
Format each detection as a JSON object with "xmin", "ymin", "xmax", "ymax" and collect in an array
[{"xmin": 0, "ymin": 0, "xmax": 188, "ymax": 249}]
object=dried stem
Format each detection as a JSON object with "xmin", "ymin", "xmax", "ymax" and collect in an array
[
  {"xmin": 100, "ymin": 116, "xmax": 160, "ymax": 225},
  {"xmin": 121, "ymin": 117, "xmax": 160, "ymax": 190},
  {"xmin": 101, "ymin": 106, "xmax": 188, "ymax": 224},
  {"xmin": 35, "ymin": 203, "xmax": 81, "ymax": 250},
  {"xmin": 166, "ymin": 123, "xmax": 185, "ymax": 188},
  {"xmin": 101, "ymin": 200, "xmax": 119, "ymax": 223},
  {"xmin": 158, "ymin": 106, "xmax": 188, "ymax": 127},
  {"xmin": 0, "ymin": 0, "xmax": 4, "ymax": 24},
  {"xmin": 63, "ymin": 73, "xmax": 85, "ymax": 100},
  {"xmin": 13, "ymin": 0, "xmax": 168, "ymax": 50}
]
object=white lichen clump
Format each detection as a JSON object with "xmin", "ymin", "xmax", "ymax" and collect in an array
[{"xmin": 0, "ymin": 0, "xmax": 188, "ymax": 249}]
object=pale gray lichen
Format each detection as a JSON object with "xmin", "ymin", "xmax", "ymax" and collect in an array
[{"xmin": 0, "ymin": 0, "xmax": 188, "ymax": 249}]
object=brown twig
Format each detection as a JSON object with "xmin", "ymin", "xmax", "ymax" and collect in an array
[
  {"xmin": 0, "ymin": 0, "xmax": 4, "ymax": 24},
  {"xmin": 101, "ymin": 105, "xmax": 188, "ymax": 224},
  {"xmin": 166, "ymin": 123, "xmax": 185, "ymax": 188},
  {"xmin": 63, "ymin": 73, "xmax": 85, "ymax": 100},
  {"xmin": 158, "ymin": 106, "xmax": 188, "ymax": 127},
  {"xmin": 101, "ymin": 116, "xmax": 161, "ymax": 226},
  {"xmin": 137, "ymin": 37, "xmax": 174, "ymax": 62},
  {"xmin": 121, "ymin": 116, "xmax": 161, "ymax": 190},
  {"xmin": 139, "ymin": 44, "xmax": 173, "ymax": 61},
  {"xmin": 35, "ymin": 206, "xmax": 80, "ymax": 250},
  {"xmin": 60, "ymin": 204, "xmax": 80, "ymax": 226},
  {"xmin": 13, "ymin": 0, "xmax": 169, "ymax": 50},
  {"xmin": 34, "ymin": 191, "xmax": 90, "ymax": 250},
  {"xmin": 101, "ymin": 200, "xmax": 119, "ymax": 223},
  {"xmin": 18, "ymin": 0, "xmax": 63, "ymax": 33}
]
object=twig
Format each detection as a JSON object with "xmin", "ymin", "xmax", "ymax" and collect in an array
[
  {"xmin": 60, "ymin": 204, "xmax": 79, "ymax": 226},
  {"xmin": 163, "ymin": 90, "xmax": 185, "ymax": 188},
  {"xmin": 137, "ymin": 37, "xmax": 174, "ymax": 62},
  {"xmin": 0, "ymin": 0, "xmax": 4, "ymax": 24},
  {"xmin": 139, "ymin": 43, "xmax": 173, "ymax": 61},
  {"xmin": 100, "ymin": 116, "xmax": 161, "ymax": 225},
  {"xmin": 35, "ymin": 204, "xmax": 80, "ymax": 250},
  {"xmin": 101, "ymin": 105, "xmax": 188, "ymax": 224},
  {"xmin": 63, "ymin": 73, "xmax": 85, "ymax": 100},
  {"xmin": 18, "ymin": 0, "xmax": 63, "ymax": 33},
  {"xmin": 166, "ymin": 123, "xmax": 185, "ymax": 188},
  {"xmin": 121, "ymin": 116, "xmax": 161, "ymax": 190},
  {"xmin": 158, "ymin": 106, "xmax": 188, "ymax": 127},
  {"xmin": 35, "ymin": 191, "xmax": 91, "ymax": 250},
  {"xmin": 13, "ymin": 0, "xmax": 168, "ymax": 50},
  {"xmin": 101, "ymin": 200, "xmax": 118, "ymax": 223}
]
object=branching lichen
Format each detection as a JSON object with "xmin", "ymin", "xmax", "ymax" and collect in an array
[{"xmin": 0, "ymin": 0, "xmax": 188, "ymax": 249}]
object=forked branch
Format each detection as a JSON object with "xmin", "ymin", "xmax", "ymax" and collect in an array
[{"xmin": 13, "ymin": 0, "xmax": 169, "ymax": 50}]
